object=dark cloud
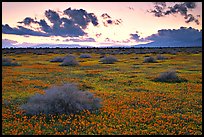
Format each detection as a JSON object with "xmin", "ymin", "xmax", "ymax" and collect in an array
[
  {"xmin": 185, "ymin": 2, "xmax": 196, "ymax": 9},
  {"xmin": 64, "ymin": 7, "xmax": 99, "ymax": 29},
  {"xmin": 130, "ymin": 33, "xmax": 140, "ymax": 40},
  {"xmin": 2, "ymin": 24, "xmax": 50, "ymax": 37},
  {"xmin": 52, "ymin": 17, "xmax": 86, "ymax": 37},
  {"xmin": 146, "ymin": 27, "xmax": 201, "ymax": 42},
  {"xmin": 115, "ymin": 19, "xmax": 122, "ymax": 25},
  {"xmin": 18, "ymin": 17, "xmax": 52, "ymax": 33},
  {"xmin": 107, "ymin": 20, "xmax": 113, "ymax": 24},
  {"xmin": 18, "ymin": 17, "xmax": 38, "ymax": 25},
  {"xmin": 132, "ymin": 27, "xmax": 202, "ymax": 47},
  {"xmin": 43, "ymin": 9, "xmax": 87, "ymax": 37},
  {"xmin": 130, "ymin": 27, "xmax": 202, "ymax": 46},
  {"xmin": 185, "ymin": 14, "xmax": 199, "ymax": 25},
  {"xmin": 3, "ymin": 7, "xmax": 124, "ymax": 38},
  {"xmin": 104, "ymin": 19, "xmax": 122, "ymax": 26},
  {"xmin": 103, "ymin": 20, "xmax": 122, "ymax": 27},
  {"xmin": 17, "ymin": 25, "xmax": 50, "ymax": 36},
  {"xmin": 130, "ymin": 32, "xmax": 146, "ymax": 42},
  {"xmin": 101, "ymin": 13, "xmax": 111, "ymax": 19},
  {"xmin": 45, "ymin": 9, "xmax": 62, "ymax": 25},
  {"xmin": 88, "ymin": 13, "xmax": 99, "ymax": 26},
  {"xmin": 101, "ymin": 13, "xmax": 122, "ymax": 27},
  {"xmin": 2, "ymin": 7, "xmax": 100, "ymax": 37},
  {"xmin": 148, "ymin": 2, "xmax": 200, "ymax": 25},
  {"xmin": 3, "ymin": 19, "xmax": 85, "ymax": 37},
  {"xmin": 38, "ymin": 19, "xmax": 52, "ymax": 33}
]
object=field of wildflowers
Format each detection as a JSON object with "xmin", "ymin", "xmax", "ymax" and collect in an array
[{"xmin": 2, "ymin": 48, "xmax": 202, "ymax": 135}]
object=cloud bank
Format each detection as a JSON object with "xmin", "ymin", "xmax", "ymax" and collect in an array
[
  {"xmin": 146, "ymin": 27, "xmax": 201, "ymax": 42},
  {"xmin": 132, "ymin": 27, "xmax": 202, "ymax": 47}
]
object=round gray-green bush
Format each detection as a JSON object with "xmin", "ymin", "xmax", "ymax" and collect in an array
[
  {"xmin": 100, "ymin": 56, "xmax": 118, "ymax": 64},
  {"xmin": 20, "ymin": 83, "xmax": 101, "ymax": 115}
]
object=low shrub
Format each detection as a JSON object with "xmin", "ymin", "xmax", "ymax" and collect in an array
[
  {"xmin": 154, "ymin": 70, "xmax": 186, "ymax": 83},
  {"xmin": 50, "ymin": 57, "xmax": 64, "ymax": 62},
  {"xmin": 100, "ymin": 56, "xmax": 118, "ymax": 64},
  {"xmin": 144, "ymin": 56, "xmax": 157, "ymax": 63},
  {"xmin": 60, "ymin": 56, "xmax": 79, "ymax": 66},
  {"xmin": 79, "ymin": 54, "xmax": 92, "ymax": 58},
  {"xmin": 2, "ymin": 57, "xmax": 20, "ymax": 66},
  {"xmin": 20, "ymin": 83, "xmax": 101, "ymax": 115}
]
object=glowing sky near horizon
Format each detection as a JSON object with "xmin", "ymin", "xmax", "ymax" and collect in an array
[{"xmin": 2, "ymin": 2, "xmax": 202, "ymax": 47}]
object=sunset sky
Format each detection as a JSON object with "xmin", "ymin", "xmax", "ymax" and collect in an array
[{"xmin": 2, "ymin": 2, "xmax": 202, "ymax": 48}]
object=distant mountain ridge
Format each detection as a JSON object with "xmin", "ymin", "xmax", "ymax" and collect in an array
[
  {"xmin": 134, "ymin": 39, "xmax": 202, "ymax": 48},
  {"xmin": 30, "ymin": 44, "xmax": 90, "ymax": 48},
  {"xmin": 2, "ymin": 40, "xmax": 202, "ymax": 49}
]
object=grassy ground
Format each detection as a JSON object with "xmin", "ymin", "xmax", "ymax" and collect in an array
[{"xmin": 2, "ymin": 51, "xmax": 202, "ymax": 135}]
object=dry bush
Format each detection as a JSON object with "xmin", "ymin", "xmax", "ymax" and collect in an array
[
  {"xmin": 100, "ymin": 56, "xmax": 118, "ymax": 64},
  {"xmin": 60, "ymin": 55, "xmax": 79, "ymax": 66},
  {"xmin": 155, "ymin": 70, "xmax": 186, "ymax": 83},
  {"xmin": 20, "ymin": 83, "xmax": 101, "ymax": 115}
]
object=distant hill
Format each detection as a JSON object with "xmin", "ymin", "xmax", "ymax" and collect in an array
[
  {"xmin": 134, "ymin": 39, "xmax": 202, "ymax": 48},
  {"xmin": 30, "ymin": 44, "xmax": 92, "ymax": 48}
]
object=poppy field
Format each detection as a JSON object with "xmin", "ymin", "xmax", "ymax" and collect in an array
[{"xmin": 2, "ymin": 48, "xmax": 202, "ymax": 135}]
